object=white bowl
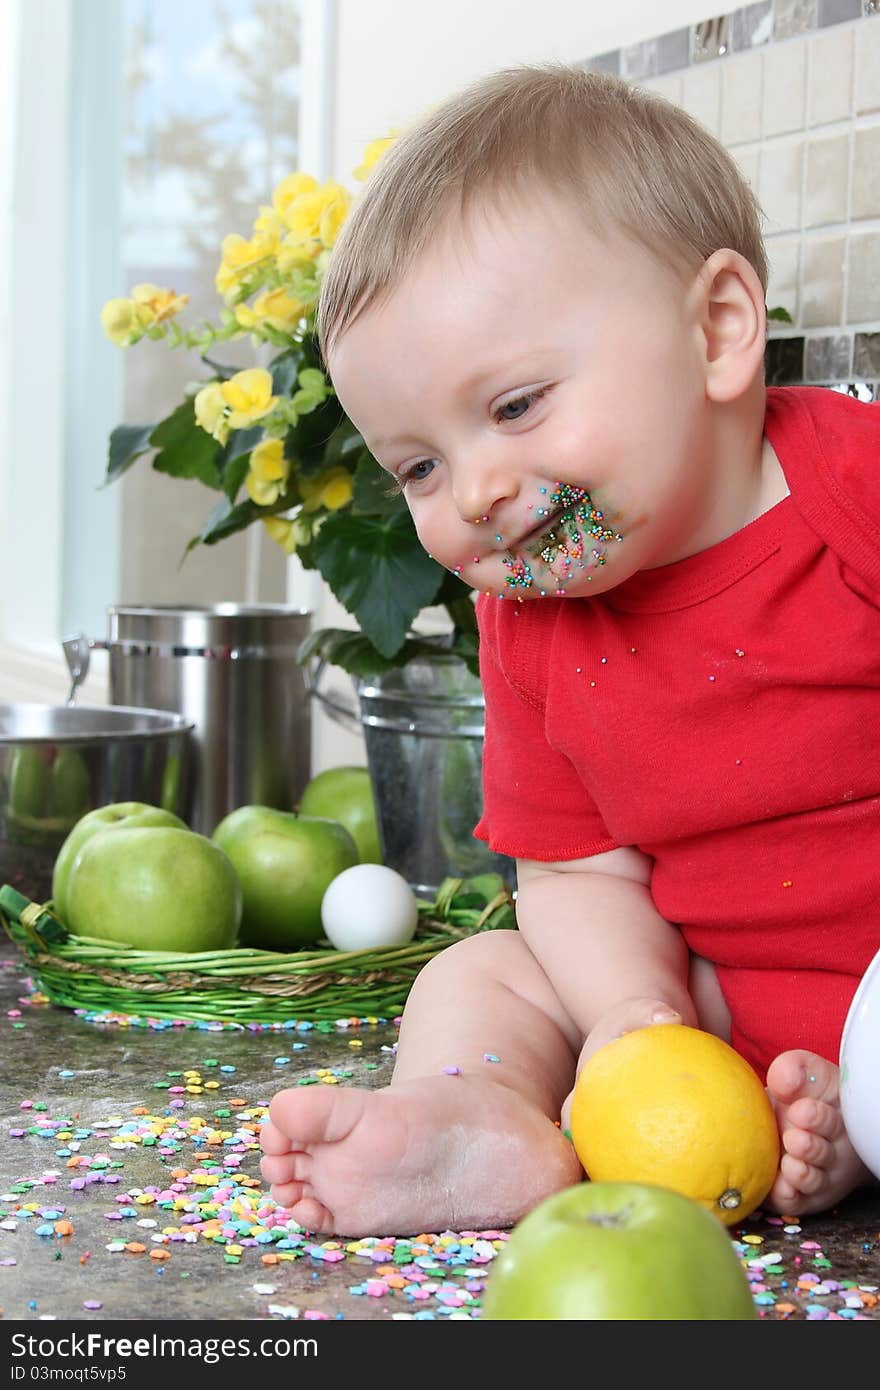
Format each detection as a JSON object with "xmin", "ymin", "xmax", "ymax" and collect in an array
[{"xmin": 839, "ymin": 945, "xmax": 880, "ymax": 1180}]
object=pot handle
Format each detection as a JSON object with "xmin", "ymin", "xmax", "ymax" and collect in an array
[
  {"xmin": 60, "ymin": 633, "xmax": 107, "ymax": 706},
  {"xmin": 302, "ymin": 657, "xmax": 361, "ymax": 733}
]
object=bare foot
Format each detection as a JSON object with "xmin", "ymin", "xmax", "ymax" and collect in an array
[
  {"xmin": 260, "ymin": 1074, "xmax": 582, "ymax": 1237},
  {"xmin": 765, "ymin": 1050, "xmax": 872, "ymax": 1215}
]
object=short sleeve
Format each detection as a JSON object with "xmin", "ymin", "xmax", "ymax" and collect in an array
[{"xmin": 473, "ymin": 597, "xmax": 618, "ymax": 861}]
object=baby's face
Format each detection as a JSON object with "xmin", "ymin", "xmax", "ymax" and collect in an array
[{"xmin": 328, "ymin": 196, "xmax": 715, "ymax": 601}]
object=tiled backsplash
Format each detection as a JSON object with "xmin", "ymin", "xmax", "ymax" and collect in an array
[{"xmin": 584, "ymin": 3, "xmax": 880, "ymax": 399}]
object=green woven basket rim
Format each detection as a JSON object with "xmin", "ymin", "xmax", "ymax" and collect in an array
[{"xmin": 0, "ymin": 878, "xmax": 515, "ymax": 1023}]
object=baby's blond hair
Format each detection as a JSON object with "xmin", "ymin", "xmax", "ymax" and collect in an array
[{"xmin": 317, "ymin": 63, "xmax": 767, "ymax": 358}]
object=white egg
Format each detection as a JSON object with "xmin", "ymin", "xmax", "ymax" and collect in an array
[
  {"xmin": 840, "ymin": 942, "xmax": 880, "ymax": 1180},
  {"xmin": 320, "ymin": 863, "xmax": 419, "ymax": 952}
]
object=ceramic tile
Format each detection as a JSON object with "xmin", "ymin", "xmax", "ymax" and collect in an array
[
  {"xmin": 851, "ymin": 125, "xmax": 880, "ymax": 217},
  {"xmin": 656, "ymin": 27, "xmax": 690, "ymax": 73},
  {"xmin": 621, "ymin": 39, "xmax": 658, "ymax": 80},
  {"xmin": 855, "ymin": 15, "xmax": 880, "ymax": 111},
  {"xmin": 759, "ymin": 138, "xmax": 805, "ymax": 230},
  {"xmin": 805, "ymin": 133, "xmax": 851, "ymax": 225},
  {"xmin": 854, "ymin": 330, "xmax": 880, "ymax": 374},
  {"xmin": 722, "ymin": 50, "xmax": 764, "ymax": 143},
  {"xmin": 774, "ymin": 0, "xmax": 818, "ymax": 38},
  {"xmin": 802, "ymin": 234, "xmax": 847, "ymax": 324},
  {"xmin": 682, "ymin": 62, "xmax": 722, "ymax": 133},
  {"xmin": 766, "ymin": 234, "xmax": 801, "ymax": 318},
  {"xmin": 847, "ymin": 230, "xmax": 880, "ymax": 319},
  {"xmin": 734, "ymin": 143, "xmax": 761, "ymax": 190},
  {"xmin": 804, "ymin": 331, "xmax": 853, "ymax": 377},
  {"xmin": 763, "ymin": 39, "xmax": 808, "ymax": 134},
  {"xmin": 817, "ymin": 0, "xmax": 862, "ymax": 24},
  {"xmin": 732, "ymin": 1, "xmax": 774, "ymax": 48},
  {"xmin": 765, "ymin": 334, "xmax": 806, "ymax": 381},
  {"xmin": 693, "ymin": 14, "xmax": 733, "ymax": 62},
  {"xmin": 644, "ymin": 73, "xmax": 684, "ymax": 105},
  {"xmin": 582, "ymin": 50, "xmax": 620, "ymax": 76},
  {"xmin": 809, "ymin": 26, "xmax": 855, "ymax": 125}
]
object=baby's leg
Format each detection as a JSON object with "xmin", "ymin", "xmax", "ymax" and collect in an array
[
  {"xmin": 260, "ymin": 929, "xmax": 583, "ymax": 1236},
  {"xmin": 765, "ymin": 1051, "xmax": 872, "ymax": 1215}
]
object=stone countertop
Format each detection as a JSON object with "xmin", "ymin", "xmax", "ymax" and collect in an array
[{"xmin": 0, "ymin": 948, "xmax": 877, "ymax": 1323}]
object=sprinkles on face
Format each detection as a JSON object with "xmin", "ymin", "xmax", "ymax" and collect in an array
[{"xmin": 502, "ymin": 481, "xmax": 623, "ymax": 594}]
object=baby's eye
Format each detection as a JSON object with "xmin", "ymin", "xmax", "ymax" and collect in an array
[
  {"xmin": 494, "ymin": 386, "xmax": 548, "ymax": 423},
  {"xmin": 403, "ymin": 458, "xmax": 436, "ymax": 485}
]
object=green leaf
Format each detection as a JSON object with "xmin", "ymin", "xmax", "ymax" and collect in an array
[
  {"xmin": 298, "ymin": 367, "xmax": 328, "ymax": 393},
  {"xmin": 217, "ymin": 425, "xmax": 262, "ymax": 501},
  {"xmin": 270, "ymin": 349, "xmax": 304, "ymax": 397},
  {"xmin": 221, "ymin": 453, "xmax": 251, "ymax": 503},
  {"xmin": 150, "ymin": 400, "xmax": 222, "ymax": 490},
  {"xmin": 352, "ymin": 451, "xmax": 406, "ymax": 517},
  {"xmin": 767, "ymin": 305, "xmax": 793, "ymax": 323},
  {"xmin": 105, "ymin": 423, "xmax": 155, "ymax": 484},
  {"xmin": 197, "ymin": 494, "xmax": 262, "ymax": 545},
  {"xmin": 290, "ymin": 395, "xmax": 347, "ymax": 472},
  {"xmin": 322, "ymin": 417, "xmax": 367, "ymax": 471},
  {"xmin": 312, "ymin": 511, "xmax": 445, "ymax": 658}
]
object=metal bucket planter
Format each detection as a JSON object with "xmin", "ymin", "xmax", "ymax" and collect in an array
[{"xmin": 315, "ymin": 650, "xmax": 514, "ymax": 898}]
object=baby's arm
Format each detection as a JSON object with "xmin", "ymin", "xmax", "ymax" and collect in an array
[{"xmin": 515, "ymin": 846, "xmax": 697, "ymax": 1062}]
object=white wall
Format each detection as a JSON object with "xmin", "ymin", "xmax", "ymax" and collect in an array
[
  {"xmin": 309, "ymin": 0, "xmax": 726, "ymax": 773},
  {"xmin": 331, "ymin": 0, "xmax": 725, "ymax": 174}
]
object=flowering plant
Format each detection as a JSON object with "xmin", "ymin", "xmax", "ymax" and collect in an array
[{"xmin": 101, "ymin": 143, "xmax": 478, "ymax": 680}]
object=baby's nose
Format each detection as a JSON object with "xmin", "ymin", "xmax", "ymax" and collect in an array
[{"xmin": 452, "ymin": 460, "xmax": 519, "ymax": 525}]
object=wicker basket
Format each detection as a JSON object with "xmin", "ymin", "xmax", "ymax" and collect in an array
[{"xmin": 0, "ymin": 876, "xmax": 514, "ymax": 1024}]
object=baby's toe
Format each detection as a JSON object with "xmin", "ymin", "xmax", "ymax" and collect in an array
[
  {"xmin": 779, "ymin": 1151, "xmax": 827, "ymax": 1196},
  {"xmin": 259, "ymin": 1118, "xmax": 294, "ymax": 1155},
  {"xmin": 268, "ymin": 1178, "xmax": 308, "ymax": 1211},
  {"xmin": 782, "ymin": 1124, "xmax": 834, "ymax": 1170},
  {"xmin": 289, "ymin": 1195, "xmax": 334, "ymax": 1234},
  {"xmin": 260, "ymin": 1151, "xmax": 300, "ymax": 1185},
  {"xmin": 784, "ymin": 1097, "xmax": 844, "ymax": 1142}
]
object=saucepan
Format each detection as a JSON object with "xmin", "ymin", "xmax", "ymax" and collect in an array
[{"xmin": 0, "ymin": 703, "xmax": 194, "ymax": 904}]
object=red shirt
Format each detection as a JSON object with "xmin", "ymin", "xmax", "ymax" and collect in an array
[{"xmin": 475, "ymin": 387, "xmax": 880, "ymax": 1078}]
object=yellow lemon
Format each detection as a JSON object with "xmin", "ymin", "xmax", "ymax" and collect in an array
[{"xmin": 569, "ymin": 1024, "xmax": 780, "ymax": 1226}]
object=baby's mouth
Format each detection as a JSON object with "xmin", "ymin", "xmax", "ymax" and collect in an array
[{"xmin": 500, "ymin": 483, "xmax": 624, "ymax": 593}]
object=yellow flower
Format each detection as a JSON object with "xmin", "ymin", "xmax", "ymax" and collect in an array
[
  {"xmin": 299, "ymin": 466, "xmax": 354, "ymax": 513},
  {"xmin": 283, "ymin": 183, "xmax": 350, "ymax": 250},
  {"xmin": 353, "ymin": 134, "xmax": 397, "ymax": 181},
  {"xmin": 131, "ymin": 283, "xmax": 190, "ymax": 325},
  {"xmin": 321, "ymin": 469, "xmax": 354, "ymax": 510},
  {"xmin": 193, "ymin": 383, "xmax": 229, "ymax": 445},
  {"xmin": 100, "ymin": 297, "xmax": 140, "ymax": 346},
  {"xmin": 250, "ymin": 287, "xmax": 306, "ymax": 333},
  {"xmin": 245, "ymin": 437, "xmax": 288, "ymax": 506},
  {"xmin": 220, "ymin": 368, "xmax": 277, "ymax": 429},
  {"xmin": 215, "ymin": 232, "xmax": 277, "ymax": 300},
  {"xmin": 252, "ymin": 206, "xmax": 286, "ymax": 240},
  {"xmin": 272, "ymin": 172, "xmax": 319, "ymax": 216},
  {"xmin": 276, "ymin": 238, "xmax": 321, "ymax": 273},
  {"xmin": 262, "ymin": 516, "xmax": 297, "ymax": 554}
]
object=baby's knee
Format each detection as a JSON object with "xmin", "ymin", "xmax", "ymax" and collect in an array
[{"xmin": 413, "ymin": 927, "xmax": 530, "ymax": 991}]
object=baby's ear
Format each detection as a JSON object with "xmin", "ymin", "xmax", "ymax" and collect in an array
[{"xmin": 694, "ymin": 249, "xmax": 767, "ymax": 403}]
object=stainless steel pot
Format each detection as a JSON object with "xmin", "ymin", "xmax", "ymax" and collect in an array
[
  {"xmin": 63, "ymin": 604, "xmax": 312, "ymax": 837},
  {"xmin": 0, "ymin": 703, "xmax": 194, "ymax": 904}
]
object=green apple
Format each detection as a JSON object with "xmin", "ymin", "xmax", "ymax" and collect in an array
[
  {"xmin": 51, "ymin": 802, "xmax": 187, "ymax": 921},
  {"xmin": 46, "ymin": 750, "xmax": 91, "ymax": 823},
  {"xmin": 212, "ymin": 806, "xmax": 358, "ymax": 950},
  {"xmin": 481, "ymin": 1182, "xmax": 758, "ymax": 1320},
  {"xmin": 8, "ymin": 747, "xmax": 48, "ymax": 820},
  {"xmin": 298, "ymin": 766, "xmax": 382, "ymax": 864},
  {"xmin": 65, "ymin": 826, "xmax": 241, "ymax": 952}
]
